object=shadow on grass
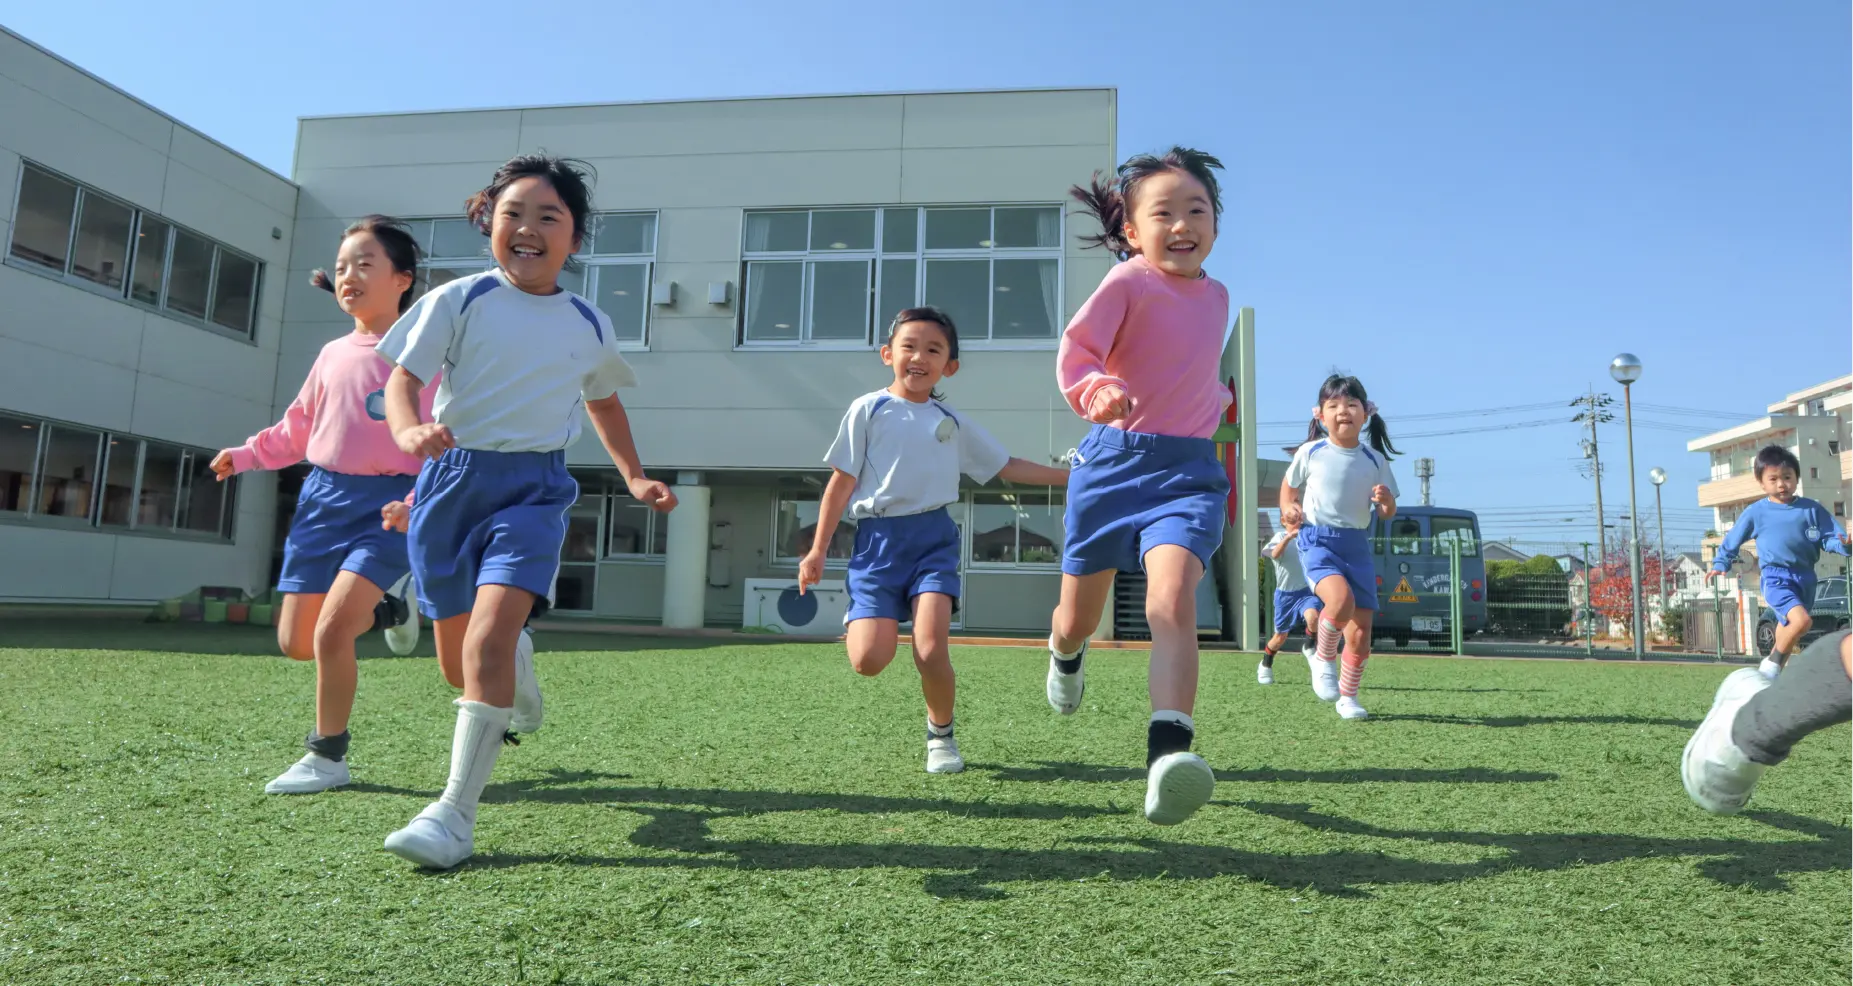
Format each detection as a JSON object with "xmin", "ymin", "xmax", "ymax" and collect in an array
[
  {"xmin": 1368, "ymin": 686, "xmax": 1546, "ymax": 694},
  {"xmin": 968, "ymin": 762, "xmax": 1560, "ymax": 785},
  {"xmin": 1372, "ymin": 713, "xmax": 1700, "ymax": 729},
  {"xmin": 0, "ymin": 618, "xmax": 781, "ymax": 657},
  {"xmin": 445, "ymin": 772, "xmax": 1848, "ymax": 900}
]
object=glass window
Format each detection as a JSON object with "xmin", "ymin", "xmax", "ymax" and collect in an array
[
  {"xmin": 429, "ymin": 219, "xmax": 487, "ymax": 260},
  {"xmin": 993, "ymin": 207, "xmax": 1060, "ymax": 248},
  {"xmin": 606, "ymin": 494, "xmax": 665, "ymax": 556},
  {"xmin": 924, "ymin": 209, "xmax": 991, "ymax": 250},
  {"xmin": 924, "ymin": 260, "xmax": 989, "ymax": 340},
  {"xmin": 588, "ymin": 213, "xmax": 655, "ymax": 256},
  {"xmin": 992, "ymin": 258, "xmax": 1060, "ymax": 339},
  {"xmin": 775, "ymin": 494, "xmax": 855, "ymax": 561},
  {"xmin": 176, "ymin": 450, "xmax": 229, "ymax": 536},
  {"xmin": 564, "ymin": 497, "xmax": 602, "ymax": 563},
  {"xmin": 69, "ymin": 191, "xmax": 135, "ymax": 291},
  {"xmin": 882, "ymin": 208, "xmax": 918, "ymax": 253},
  {"xmin": 590, "ymin": 264, "xmax": 649, "ymax": 344},
  {"xmin": 424, "ymin": 266, "xmax": 488, "ymax": 294},
  {"xmin": 9, "ymin": 166, "xmax": 78, "ymax": 272},
  {"xmin": 210, "ymin": 250, "xmax": 258, "ymax": 335},
  {"xmin": 809, "ymin": 210, "xmax": 875, "ymax": 251},
  {"xmin": 1016, "ymin": 493, "xmax": 1065, "ymax": 565},
  {"xmin": 970, "ymin": 497, "xmax": 1019, "ymax": 563},
  {"xmin": 137, "ymin": 441, "xmax": 184, "ymax": 529},
  {"xmin": 1430, "ymin": 516, "xmax": 1479, "ymax": 556},
  {"xmin": 165, "ymin": 230, "xmax": 214, "ymax": 320},
  {"xmin": 0, "ymin": 415, "xmax": 40, "ymax": 514},
  {"xmin": 1389, "ymin": 517, "xmax": 1423, "ymax": 555},
  {"xmin": 877, "ymin": 258, "xmax": 917, "ymax": 331},
  {"xmin": 33, "ymin": 424, "xmax": 100, "ymax": 521},
  {"xmin": 130, "ymin": 216, "xmax": 171, "ymax": 305},
  {"xmin": 969, "ymin": 492, "xmax": 1064, "ymax": 566},
  {"xmin": 555, "ymin": 565, "xmax": 596, "ymax": 611},
  {"xmin": 809, "ymin": 261, "xmax": 870, "ymax": 341},
  {"xmin": 743, "ymin": 262, "xmax": 803, "ymax": 342},
  {"xmin": 744, "ymin": 212, "xmax": 808, "ymax": 253},
  {"xmin": 99, "ymin": 438, "xmax": 139, "ymax": 527}
]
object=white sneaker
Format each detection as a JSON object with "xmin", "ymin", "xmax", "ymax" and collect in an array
[
  {"xmin": 1757, "ymin": 658, "xmax": 1782, "ymax": 680},
  {"xmin": 1046, "ymin": 643, "xmax": 1085, "ymax": 715},
  {"xmin": 1306, "ymin": 651, "xmax": 1339, "ymax": 702},
  {"xmin": 1144, "ymin": 751, "xmax": 1215, "ymax": 826},
  {"xmin": 926, "ymin": 735, "xmax": 965, "ymax": 774},
  {"xmin": 383, "ymin": 802, "xmax": 474, "ymax": 869},
  {"xmin": 1682, "ymin": 668, "xmax": 1772, "ymax": 815},
  {"xmin": 1256, "ymin": 662, "xmax": 1274, "ymax": 685},
  {"xmin": 383, "ymin": 574, "xmax": 420, "ymax": 656},
  {"xmin": 264, "ymin": 753, "xmax": 350, "ymax": 794},
  {"xmin": 511, "ymin": 629, "xmax": 542, "ymax": 734},
  {"xmin": 1336, "ymin": 695, "xmax": 1369, "ymax": 720}
]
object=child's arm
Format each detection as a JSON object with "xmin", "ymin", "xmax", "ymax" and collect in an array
[
  {"xmin": 1708, "ymin": 505, "xmax": 1757, "ymax": 581},
  {"xmin": 385, "ymin": 366, "xmax": 454, "ymax": 459},
  {"xmin": 1056, "ymin": 270, "xmax": 1134, "ymax": 424},
  {"xmin": 996, "ymin": 458, "xmax": 1069, "ymax": 486},
  {"xmin": 1372, "ymin": 484, "xmax": 1398, "ymax": 520},
  {"xmin": 799, "ymin": 468, "xmax": 857, "ymax": 595},
  {"xmin": 585, "ymin": 394, "xmax": 674, "ymax": 511},
  {"xmin": 214, "ymin": 367, "xmax": 319, "ymax": 479},
  {"xmin": 1816, "ymin": 503, "xmax": 1849, "ymax": 555},
  {"xmin": 1278, "ymin": 475, "xmax": 1304, "ymax": 528},
  {"xmin": 1264, "ymin": 534, "xmax": 1291, "ymax": 560}
]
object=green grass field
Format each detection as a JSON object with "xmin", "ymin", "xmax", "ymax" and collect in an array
[{"xmin": 1, "ymin": 620, "xmax": 1847, "ymax": 985}]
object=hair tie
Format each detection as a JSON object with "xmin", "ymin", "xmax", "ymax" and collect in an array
[{"xmin": 1366, "ymin": 401, "xmax": 1379, "ymax": 417}]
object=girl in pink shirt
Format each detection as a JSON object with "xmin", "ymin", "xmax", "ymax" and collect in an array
[
  {"xmin": 1044, "ymin": 147, "xmax": 1232, "ymax": 827},
  {"xmin": 210, "ymin": 215, "xmax": 437, "ymax": 796}
]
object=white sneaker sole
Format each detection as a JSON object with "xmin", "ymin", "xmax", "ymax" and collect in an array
[
  {"xmin": 1046, "ymin": 654, "xmax": 1084, "ymax": 715},
  {"xmin": 264, "ymin": 756, "xmax": 350, "ymax": 795},
  {"xmin": 383, "ymin": 805, "xmax": 473, "ymax": 869},
  {"xmin": 1681, "ymin": 669, "xmax": 1770, "ymax": 814},
  {"xmin": 1256, "ymin": 664, "xmax": 1274, "ymax": 685},
  {"xmin": 1145, "ymin": 752, "xmax": 1215, "ymax": 826}
]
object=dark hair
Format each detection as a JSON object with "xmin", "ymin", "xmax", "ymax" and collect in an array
[
  {"xmin": 1070, "ymin": 146, "xmax": 1226, "ymax": 260},
  {"xmin": 1293, "ymin": 374, "xmax": 1400, "ymax": 458},
  {"xmin": 886, "ymin": 306, "xmax": 960, "ymax": 400},
  {"xmin": 310, "ymin": 214, "xmax": 422, "ymax": 314},
  {"xmin": 1753, "ymin": 444, "xmax": 1800, "ymax": 479},
  {"xmin": 465, "ymin": 153, "xmax": 596, "ymax": 253}
]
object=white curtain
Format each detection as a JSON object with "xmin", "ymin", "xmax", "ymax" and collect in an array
[
  {"xmin": 1037, "ymin": 258, "xmax": 1060, "ymax": 338},
  {"xmin": 744, "ymin": 214, "xmax": 772, "ymax": 253},
  {"xmin": 1035, "ymin": 207, "xmax": 1060, "ymax": 249},
  {"xmin": 745, "ymin": 262, "xmax": 768, "ymax": 340}
]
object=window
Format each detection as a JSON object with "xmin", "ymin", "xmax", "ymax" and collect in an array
[
  {"xmin": 607, "ymin": 492, "xmax": 669, "ymax": 558},
  {"xmin": 774, "ymin": 492, "xmax": 856, "ymax": 563},
  {"xmin": 741, "ymin": 205, "xmax": 1062, "ymax": 346},
  {"xmin": 6, "ymin": 163, "xmax": 264, "ymax": 340},
  {"xmin": 1831, "ymin": 440, "xmax": 1841, "ymax": 456},
  {"xmin": 969, "ymin": 491, "xmax": 1065, "ymax": 566},
  {"xmin": 1430, "ymin": 516, "xmax": 1480, "ymax": 557},
  {"xmin": 33, "ymin": 424, "xmax": 102, "ymax": 521},
  {"xmin": 0, "ymin": 415, "xmax": 39, "ymax": 513},
  {"xmin": 1808, "ymin": 466, "xmax": 1819, "ymax": 479},
  {"xmin": 1387, "ymin": 518, "xmax": 1423, "ymax": 555},
  {"xmin": 1835, "ymin": 502, "xmax": 1845, "ymax": 517},
  {"xmin": 0, "ymin": 408, "xmax": 233, "ymax": 539},
  {"xmin": 176, "ymin": 449, "xmax": 232, "ymax": 536},
  {"xmin": 137, "ymin": 441, "xmax": 185, "ymax": 529},
  {"xmin": 556, "ymin": 484, "xmax": 604, "ymax": 612}
]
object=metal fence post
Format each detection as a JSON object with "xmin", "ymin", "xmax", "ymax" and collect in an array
[
  {"xmin": 1583, "ymin": 541, "xmax": 1595, "ymax": 657},
  {"xmin": 1448, "ymin": 538, "xmax": 1464, "ymax": 654},
  {"xmin": 1711, "ymin": 582, "xmax": 1724, "ymax": 662}
]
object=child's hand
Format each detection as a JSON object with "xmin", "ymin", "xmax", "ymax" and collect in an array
[
  {"xmin": 1704, "ymin": 569, "xmax": 1726, "ymax": 585},
  {"xmin": 1281, "ymin": 501, "xmax": 1304, "ymax": 528},
  {"xmin": 381, "ymin": 500, "xmax": 410, "ymax": 533},
  {"xmin": 395, "ymin": 423, "xmax": 455, "ymax": 459},
  {"xmin": 1087, "ymin": 385, "xmax": 1129, "ymax": 424},
  {"xmin": 797, "ymin": 550, "xmax": 824, "ymax": 596},
  {"xmin": 209, "ymin": 450, "xmax": 236, "ymax": 481},
  {"xmin": 1371, "ymin": 484, "xmax": 1394, "ymax": 516},
  {"xmin": 629, "ymin": 477, "xmax": 678, "ymax": 513}
]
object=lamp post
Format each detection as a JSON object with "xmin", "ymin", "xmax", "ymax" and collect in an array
[
  {"xmin": 1610, "ymin": 354, "xmax": 1644, "ymax": 659},
  {"xmin": 1650, "ymin": 467, "xmax": 1668, "ymax": 613}
]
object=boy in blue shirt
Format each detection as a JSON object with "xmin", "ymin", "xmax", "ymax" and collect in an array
[{"xmin": 1710, "ymin": 445, "xmax": 1850, "ymax": 679}]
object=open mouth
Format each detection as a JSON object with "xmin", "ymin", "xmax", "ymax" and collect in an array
[
  {"xmin": 1166, "ymin": 240, "xmax": 1197, "ymax": 254},
  {"xmin": 511, "ymin": 245, "xmax": 543, "ymax": 259}
]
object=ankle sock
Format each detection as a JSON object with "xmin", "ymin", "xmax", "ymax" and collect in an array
[
  {"xmin": 1147, "ymin": 710, "xmax": 1195, "ymax": 767},
  {"xmin": 305, "ymin": 730, "xmax": 350, "ymax": 762},
  {"xmin": 926, "ymin": 717, "xmax": 954, "ymax": 740},
  {"xmin": 1050, "ymin": 635, "xmax": 1085, "ymax": 675}
]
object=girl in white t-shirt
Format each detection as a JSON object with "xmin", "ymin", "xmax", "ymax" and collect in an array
[{"xmin": 799, "ymin": 307, "xmax": 1069, "ymax": 774}]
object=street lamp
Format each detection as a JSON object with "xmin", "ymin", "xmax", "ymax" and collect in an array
[
  {"xmin": 1611, "ymin": 354, "xmax": 1644, "ymax": 659},
  {"xmin": 1650, "ymin": 467, "xmax": 1668, "ymax": 613}
]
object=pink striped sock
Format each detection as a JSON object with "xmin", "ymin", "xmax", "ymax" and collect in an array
[
  {"xmin": 1316, "ymin": 618, "xmax": 1342, "ymax": 662},
  {"xmin": 1339, "ymin": 652, "xmax": 1368, "ymax": 697}
]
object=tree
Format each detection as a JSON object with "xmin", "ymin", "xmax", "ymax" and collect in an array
[{"xmin": 1588, "ymin": 547, "xmax": 1671, "ymax": 638}]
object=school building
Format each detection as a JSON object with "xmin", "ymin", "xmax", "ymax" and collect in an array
[{"xmin": 0, "ymin": 27, "xmax": 1279, "ymax": 636}]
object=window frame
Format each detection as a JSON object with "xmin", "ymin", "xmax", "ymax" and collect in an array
[
  {"xmin": 771, "ymin": 489, "xmax": 857, "ymax": 568},
  {"xmin": 965, "ymin": 489, "xmax": 1066, "ymax": 571}
]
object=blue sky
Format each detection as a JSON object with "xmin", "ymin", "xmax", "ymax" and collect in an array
[{"xmin": 10, "ymin": 0, "xmax": 1847, "ymax": 551}]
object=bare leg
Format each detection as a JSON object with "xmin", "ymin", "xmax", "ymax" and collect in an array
[
  {"xmin": 1143, "ymin": 545, "xmax": 1204, "ymax": 717},
  {"xmin": 461, "ymin": 585, "xmax": 533, "ymax": 707},
  {"xmin": 434, "ymin": 614, "xmax": 469, "ymax": 689},
  {"xmin": 1051, "ymin": 570, "xmax": 1117, "ymax": 653},
  {"xmin": 846, "ymin": 618, "xmax": 901, "ymax": 677},
  {"xmin": 310, "ymin": 572, "xmax": 385, "ymax": 736},
  {"xmin": 1773, "ymin": 606, "xmax": 1813, "ymax": 661},
  {"xmin": 911, "ymin": 594, "xmax": 956, "ymax": 727},
  {"xmin": 277, "ymin": 593, "xmax": 325, "ymax": 662}
]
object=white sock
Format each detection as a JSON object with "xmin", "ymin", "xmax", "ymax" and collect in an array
[
  {"xmin": 1150, "ymin": 709, "xmax": 1195, "ymax": 732},
  {"xmin": 927, "ymin": 717, "xmax": 954, "ymax": 738},
  {"xmin": 1758, "ymin": 657, "xmax": 1783, "ymax": 677},
  {"xmin": 439, "ymin": 700, "xmax": 513, "ymax": 827},
  {"xmin": 1049, "ymin": 634, "xmax": 1084, "ymax": 660}
]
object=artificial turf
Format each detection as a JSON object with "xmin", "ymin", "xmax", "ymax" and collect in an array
[{"xmin": 0, "ymin": 621, "xmax": 1846, "ymax": 985}]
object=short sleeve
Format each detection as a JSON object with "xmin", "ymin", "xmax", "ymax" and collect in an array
[
  {"xmin": 378, "ymin": 284, "xmax": 458, "ymax": 384},
  {"xmin": 1264, "ymin": 531, "xmax": 1289, "ymax": 552},
  {"xmin": 956, "ymin": 415, "xmax": 1011, "ymax": 484},
  {"xmin": 1285, "ymin": 444, "xmax": 1314, "ymax": 488},
  {"xmin": 823, "ymin": 400, "xmax": 869, "ymax": 477},
  {"xmin": 581, "ymin": 304, "xmax": 637, "ymax": 400}
]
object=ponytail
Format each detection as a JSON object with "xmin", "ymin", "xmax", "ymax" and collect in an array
[
  {"xmin": 1366, "ymin": 413, "xmax": 1400, "ymax": 458},
  {"xmin": 1069, "ymin": 146, "xmax": 1227, "ymax": 261},
  {"xmin": 1070, "ymin": 172, "xmax": 1130, "ymax": 259}
]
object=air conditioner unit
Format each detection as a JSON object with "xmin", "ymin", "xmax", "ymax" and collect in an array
[{"xmin": 742, "ymin": 578, "xmax": 847, "ymax": 635}]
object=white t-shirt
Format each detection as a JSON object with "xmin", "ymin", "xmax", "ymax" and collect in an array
[
  {"xmin": 824, "ymin": 390, "xmax": 1011, "ymax": 519},
  {"xmin": 378, "ymin": 269, "xmax": 636, "ymax": 454},
  {"xmin": 1264, "ymin": 531, "xmax": 1309, "ymax": 593},
  {"xmin": 1285, "ymin": 439, "xmax": 1400, "ymax": 530}
]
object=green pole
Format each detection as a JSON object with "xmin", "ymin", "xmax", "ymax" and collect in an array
[
  {"xmin": 1711, "ymin": 582, "xmax": 1724, "ymax": 662},
  {"xmin": 1448, "ymin": 539, "xmax": 1464, "ymax": 654},
  {"xmin": 1583, "ymin": 542, "xmax": 1594, "ymax": 657}
]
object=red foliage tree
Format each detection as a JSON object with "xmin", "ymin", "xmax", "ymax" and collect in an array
[{"xmin": 1588, "ymin": 547, "xmax": 1670, "ymax": 636}]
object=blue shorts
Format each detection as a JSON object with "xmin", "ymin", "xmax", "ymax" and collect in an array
[
  {"xmin": 1298, "ymin": 525, "xmax": 1378, "ymax": 612},
  {"xmin": 846, "ymin": 508, "xmax": 961, "ymax": 623},
  {"xmin": 407, "ymin": 448, "xmax": 577, "ymax": 622},
  {"xmin": 277, "ymin": 468, "xmax": 415, "ymax": 595},
  {"xmin": 1273, "ymin": 587, "xmax": 1324, "ymax": 633},
  {"xmin": 1762, "ymin": 566, "xmax": 1817, "ymax": 626},
  {"xmin": 1061, "ymin": 425, "xmax": 1229, "ymax": 576}
]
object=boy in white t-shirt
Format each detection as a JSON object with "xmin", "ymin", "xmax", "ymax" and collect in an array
[
  {"xmin": 1260, "ymin": 523, "xmax": 1324, "ymax": 689},
  {"xmin": 799, "ymin": 308, "xmax": 1069, "ymax": 774}
]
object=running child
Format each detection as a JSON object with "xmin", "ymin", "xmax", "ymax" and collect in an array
[
  {"xmin": 210, "ymin": 215, "xmax": 437, "ymax": 795},
  {"xmin": 1258, "ymin": 519, "xmax": 1323, "ymax": 687},
  {"xmin": 1046, "ymin": 147, "xmax": 1233, "ymax": 826},
  {"xmin": 375, "ymin": 155, "xmax": 674, "ymax": 869},
  {"xmin": 799, "ymin": 307, "xmax": 1069, "ymax": 775},
  {"xmin": 1708, "ymin": 444, "xmax": 1849, "ymax": 679},
  {"xmin": 1279, "ymin": 374, "xmax": 1400, "ymax": 721}
]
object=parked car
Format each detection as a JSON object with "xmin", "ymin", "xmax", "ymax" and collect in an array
[{"xmin": 1755, "ymin": 575, "xmax": 1850, "ymax": 653}]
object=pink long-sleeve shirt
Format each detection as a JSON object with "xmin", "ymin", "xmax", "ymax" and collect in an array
[
  {"xmin": 228, "ymin": 331, "xmax": 437, "ymax": 478},
  {"xmin": 1057, "ymin": 254, "xmax": 1232, "ymax": 440}
]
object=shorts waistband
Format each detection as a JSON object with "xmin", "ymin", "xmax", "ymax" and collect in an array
[
  {"xmin": 857, "ymin": 506, "xmax": 953, "ymax": 528},
  {"xmin": 1083, "ymin": 424, "xmax": 1216, "ymax": 458},
  {"xmin": 308, "ymin": 467, "xmax": 418, "ymax": 489},
  {"xmin": 1301, "ymin": 524, "xmax": 1371, "ymax": 541},
  {"xmin": 432, "ymin": 448, "xmax": 568, "ymax": 472}
]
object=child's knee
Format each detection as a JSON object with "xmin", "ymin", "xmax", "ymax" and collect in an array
[
  {"xmin": 1052, "ymin": 606, "xmax": 1099, "ymax": 641},
  {"xmin": 1791, "ymin": 609, "xmax": 1813, "ymax": 632},
  {"xmin": 1144, "ymin": 584, "xmax": 1194, "ymax": 631},
  {"xmin": 848, "ymin": 647, "xmax": 895, "ymax": 677}
]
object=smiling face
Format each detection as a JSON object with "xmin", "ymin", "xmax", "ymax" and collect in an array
[
  {"xmin": 489, "ymin": 175, "xmax": 581, "ymax": 294},
  {"xmin": 331, "ymin": 232, "xmax": 412, "ymax": 324},
  {"xmin": 1319, "ymin": 392, "xmax": 1368, "ymax": 447},
  {"xmin": 882, "ymin": 320, "xmax": 957, "ymax": 402},
  {"xmin": 1758, "ymin": 464, "xmax": 1798, "ymax": 503},
  {"xmin": 1122, "ymin": 168, "xmax": 1217, "ymax": 277}
]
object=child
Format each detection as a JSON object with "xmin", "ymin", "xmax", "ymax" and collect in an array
[
  {"xmin": 376, "ymin": 155, "xmax": 675, "ymax": 869},
  {"xmin": 1278, "ymin": 374, "xmax": 1400, "ymax": 721},
  {"xmin": 1708, "ymin": 444, "xmax": 1849, "ymax": 679},
  {"xmin": 799, "ymin": 307, "xmax": 1069, "ymax": 774},
  {"xmin": 1259, "ymin": 520, "xmax": 1324, "ymax": 688},
  {"xmin": 1047, "ymin": 147, "xmax": 1233, "ymax": 826},
  {"xmin": 210, "ymin": 215, "xmax": 437, "ymax": 795},
  {"xmin": 1683, "ymin": 629, "xmax": 1850, "ymax": 814}
]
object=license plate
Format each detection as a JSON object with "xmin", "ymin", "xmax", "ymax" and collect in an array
[{"xmin": 1411, "ymin": 617, "xmax": 1444, "ymax": 633}]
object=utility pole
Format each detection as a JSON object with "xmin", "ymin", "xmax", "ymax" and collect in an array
[
  {"xmin": 1415, "ymin": 457, "xmax": 1434, "ymax": 506},
  {"xmin": 1571, "ymin": 390, "xmax": 1616, "ymax": 565}
]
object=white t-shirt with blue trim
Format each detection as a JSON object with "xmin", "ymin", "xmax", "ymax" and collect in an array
[
  {"xmin": 1285, "ymin": 439, "xmax": 1400, "ymax": 530},
  {"xmin": 1264, "ymin": 531, "xmax": 1310, "ymax": 593},
  {"xmin": 378, "ymin": 269, "xmax": 636, "ymax": 454},
  {"xmin": 824, "ymin": 390, "xmax": 1011, "ymax": 519}
]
